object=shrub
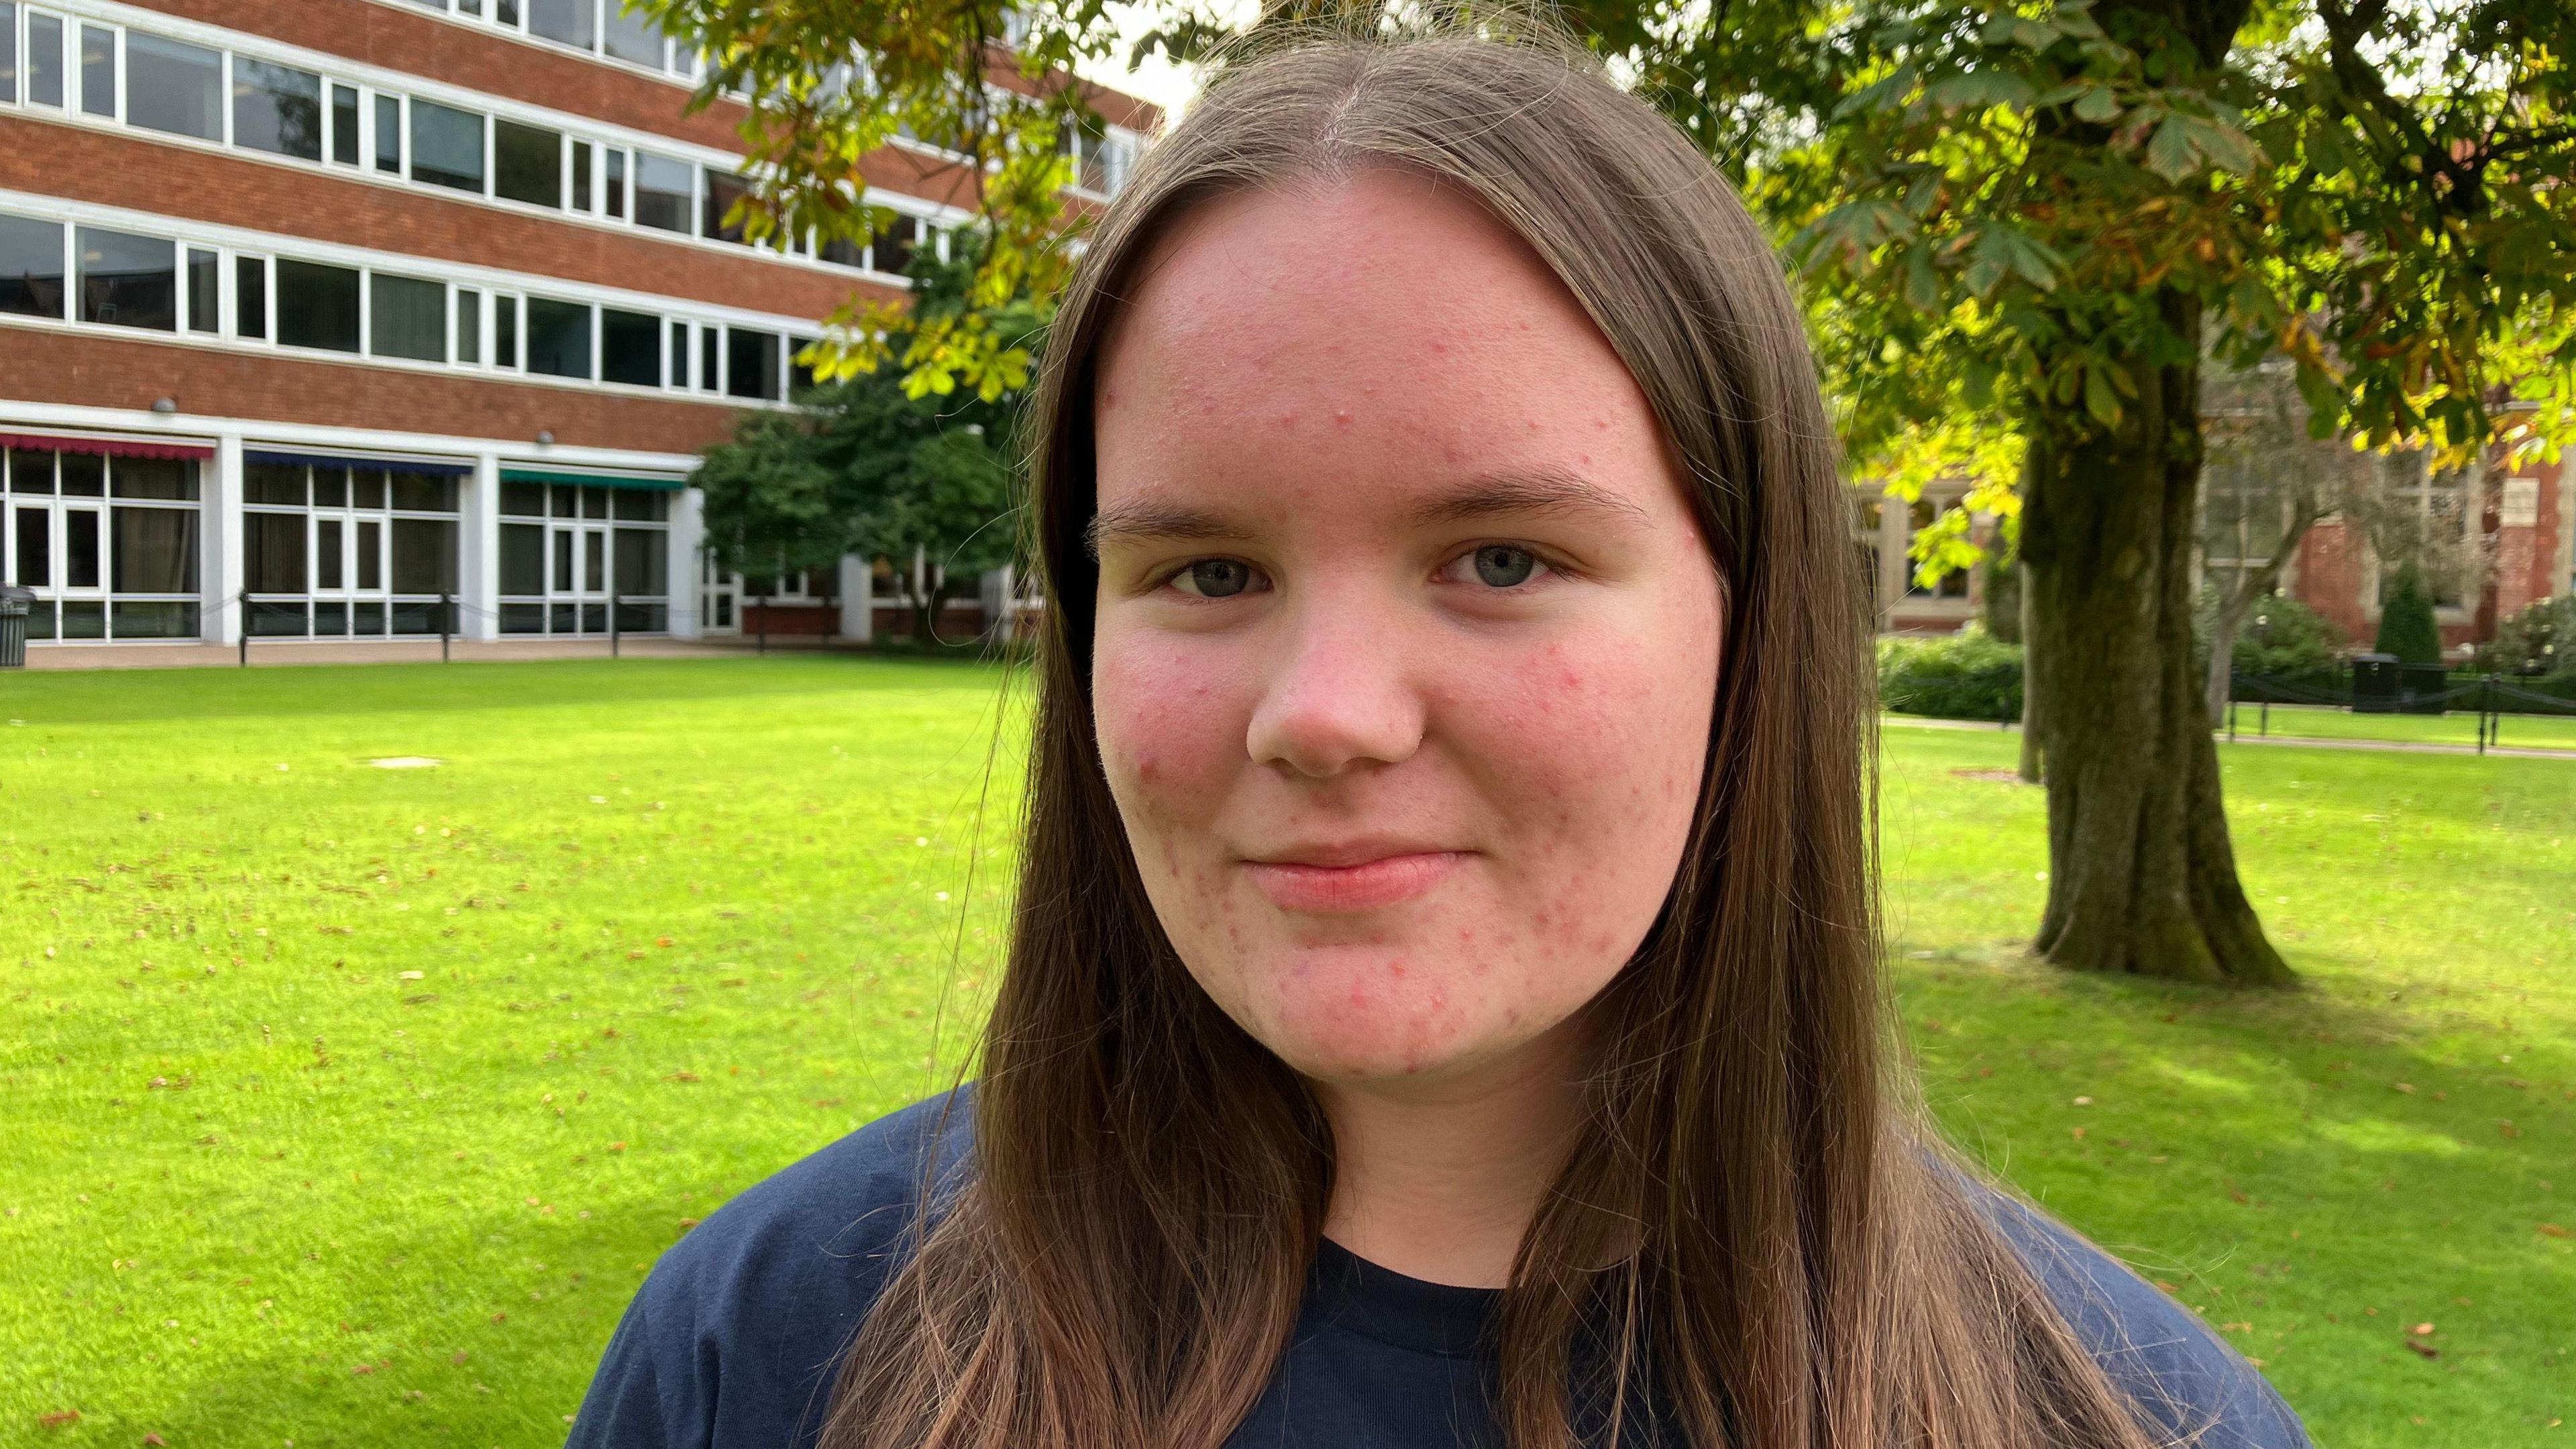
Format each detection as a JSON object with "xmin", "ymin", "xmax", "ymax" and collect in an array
[
  {"xmin": 1877, "ymin": 624, "xmax": 2024, "ymax": 722},
  {"xmin": 2474, "ymin": 595, "xmax": 2576, "ymax": 677},
  {"xmin": 2373, "ymin": 563, "xmax": 2443, "ymax": 664},
  {"xmin": 2192, "ymin": 588, "xmax": 2345, "ymax": 678}
]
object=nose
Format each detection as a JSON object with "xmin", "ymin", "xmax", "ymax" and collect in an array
[{"xmin": 1244, "ymin": 591, "xmax": 1427, "ymax": 779}]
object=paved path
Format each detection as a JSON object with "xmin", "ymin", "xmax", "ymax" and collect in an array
[
  {"xmin": 17, "ymin": 637, "xmax": 864, "ymax": 670},
  {"xmin": 1880, "ymin": 714, "xmax": 2576, "ymax": 761}
]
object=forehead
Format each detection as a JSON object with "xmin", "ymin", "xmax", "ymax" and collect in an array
[{"xmin": 1089, "ymin": 170, "xmax": 1670, "ymax": 520}]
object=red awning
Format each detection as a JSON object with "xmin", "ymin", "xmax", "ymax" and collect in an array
[{"xmin": 0, "ymin": 431, "xmax": 215, "ymax": 462}]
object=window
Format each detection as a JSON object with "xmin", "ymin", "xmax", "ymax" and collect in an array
[
  {"xmin": 788, "ymin": 334, "xmax": 818, "ymax": 394},
  {"xmin": 820, "ymin": 235, "xmax": 863, "ymax": 270},
  {"xmin": 603, "ymin": 148, "xmax": 626, "ymax": 219},
  {"xmin": 702, "ymin": 167, "xmax": 749, "ymax": 244},
  {"xmin": 492, "ymin": 292, "xmax": 519, "ymax": 368},
  {"xmin": 697, "ymin": 325, "xmax": 717, "ymax": 393},
  {"xmin": 494, "ymin": 119, "xmax": 561, "ymax": 207},
  {"xmin": 0, "ymin": 211, "xmax": 65, "ymax": 319},
  {"xmin": 185, "ymin": 248, "xmax": 217, "ymax": 333},
  {"xmin": 112, "ymin": 457, "xmax": 195, "ymax": 499},
  {"xmin": 570, "ymin": 140, "xmax": 592, "ymax": 212},
  {"xmin": 372, "ymin": 93, "xmax": 400, "ymax": 172},
  {"xmin": 875, "ymin": 213, "xmax": 918, "ymax": 276},
  {"xmin": 125, "ymin": 32, "xmax": 222, "ymax": 141},
  {"xmin": 391, "ymin": 518, "xmax": 457, "ymax": 592},
  {"xmin": 232, "ymin": 57, "xmax": 323, "ymax": 162},
  {"xmin": 526, "ymin": 297, "xmax": 592, "ymax": 379},
  {"xmin": 329, "ymin": 84, "xmax": 360, "ymax": 165},
  {"xmin": 667, "ymin": 319, "xmax": 688, "ymax": 387},
  {"xmin": 600, "ymin": 307, "xmax": 659, "ymax": 386},
  {"xmin": 111, "ymin": 506, "xmax": 195, "ymax": 592},
  {"xmin": 726, "ymin": 326, "xmax": 779, "ymax": 400},
  {"xmin": 234, "ymin": 254, "xmax": 266, "ymax": 339},
  {"xmin": 409, "ymin": 100, "xmax": 485, "ymax": 193},
  {"xmin": 75, "ymin": 227, "xmax": 175, "ymax": 331},
  {"xmin": 76, "ymin": 21, "xmax": 109, "ymax": 117},
  {"xmin": 243, "ymin": 509, "xmax": 305, "ymax": 591},
  {"xmin": 602, "ymin": 3, "xmax": 662, "ymax": 66},
  {"xmin": 276, "ymin": 258, "xmax": 360, "ymax": 352},
  {"xmin": 0, "ymin": 3, "xmax": 15, "ymax": 105},
  {"xmin": 455, "ymin": 287, "xmax": 481, "ymax": 364},
  {"xmin": 26, "ymin": 9, "xmax": 62, "ymax": 107},
  {"xmin": 1903, "ymin": 498, "xmax": 1969, "ymax": 600},
  {"xmin": 499, "ymin": 522, "xmax": 543, "ymax": 594},
  {"xmin": 635, "ymin": 152, "xmax": 692, "ymax": 233},
  {"xmin": 527, "ymin": 0, "xmax": 594, "ymax": 51},
  {"xmin": 370, "ymin": 273, "xmax": 445, "ymax": 362}
]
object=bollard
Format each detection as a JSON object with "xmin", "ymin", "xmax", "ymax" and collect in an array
[
  {"xmin": 610, "ymin": 594, "xmax": 621, "ymax": 659},
  {"xmin": 238, "ymin": 588, "xmax": 250, "ymax": 667},
  {"xmin": 440, "ymin": 592, "xmax": 453, "ymax": 663}
]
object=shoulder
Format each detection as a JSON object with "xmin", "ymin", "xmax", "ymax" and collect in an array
[
  {"xmin": 1962, "ymin": 1179, "xmax": 2313, "ymax": 1449},
  {"xmin": 564, "ymin": 1089, "xmax": 976, "ymax": 1449}
]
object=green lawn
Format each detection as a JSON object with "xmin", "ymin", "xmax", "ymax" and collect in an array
[{"xmin": 3, "ymin": 659, "xmax": 2569, "ymax": 1446}]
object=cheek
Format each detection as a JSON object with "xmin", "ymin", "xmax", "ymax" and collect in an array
[
  {"xmin": 1462, "ymin": 610, "xmax": 1719, "ymax": 961},
  {"xmin": 1091, "ymin": 634, "xmax": 1244, "ymax": 861}
]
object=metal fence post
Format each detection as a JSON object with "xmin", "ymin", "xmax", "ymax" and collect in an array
[
  {"xmin": 237, "ymin": 588, "xmax": 249, "ymax": 667},
  {"xmin": 610, "ymin": 594, "xmax": 621, "ymax": 659},
  {"xmin": 440, "ymin": 592, "xmax": 453, "ymax": 663}
]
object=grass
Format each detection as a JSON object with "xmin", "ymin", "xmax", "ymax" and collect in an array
[{"xmin": 2, "ymin": 659, "xmax": 2570, "ymax": 1447}]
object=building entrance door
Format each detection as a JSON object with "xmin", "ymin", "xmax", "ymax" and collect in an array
[{"xmin": 549, "ymin": 521, "xmax": 612, "ymax": 635}]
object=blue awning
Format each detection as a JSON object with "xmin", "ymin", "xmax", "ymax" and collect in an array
[{"xmin": 246, "ymin": 448, "xmax": 472, "ymax": 476}]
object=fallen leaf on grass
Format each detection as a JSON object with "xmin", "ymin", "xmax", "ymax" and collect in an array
[
  {"xmin": 144, "ymin": 1434, "xmax": 167, "ymax": 1446},
  {"xmin": 2409, "ymin": 1322, "xmax": 2436, "ymax": 1336},
  {"xmin": 666, "ymin": 1071, "xmax": 700, "ymax": 1083},
  {"xmin": 38, "ymin": 1409, "xmax": 78, "ymax": 1428},
  {"xmin": 2404, "ymin": 1340, "xmax": 2440, "ymax": 1359},
  {"xmin": 2540, "ymin": 1224, "xmax": 2571, "ymax": 1239}
]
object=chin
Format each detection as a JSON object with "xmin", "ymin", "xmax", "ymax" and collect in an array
[{"xmin": 1232, "ymin": 945, "xmax": 1505, "ymax": 1083}]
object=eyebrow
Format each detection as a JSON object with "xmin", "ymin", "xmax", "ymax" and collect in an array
[{"xmin": 1085, "ymin": 466, "xmax": 1650, "ymax": 557}]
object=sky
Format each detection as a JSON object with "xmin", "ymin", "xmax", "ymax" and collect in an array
[{"xmin": 1076, "ymin": 1, "xmax": 1258, "ymax": 118}]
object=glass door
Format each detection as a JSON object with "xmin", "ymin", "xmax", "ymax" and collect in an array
[
  {"xmin": 56, "ymin": 502, "xmax": 107, "ymax": 639},
  {"xmin": 549, "ymin": 520, "xmax": 609, "ymax": 633},
  {"xmin": 697, "ymin": 547, "xmax": 739, "ymax": 633}
]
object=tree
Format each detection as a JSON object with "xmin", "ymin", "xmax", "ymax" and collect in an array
[
  {"xmin": 695, "ymin": 232, "xmax": 1039, "ymax": 643},
  {"xmin": 659, "ymin": 0, "xmax": 2576, "ymax": 984},
  {"xmin": 2373, "ymin": 562, "xmax": 2443, "ymax": 665},
  {"xmin": 1587, "ymin": 0, "xmax": 2576, "ymax": 984}
]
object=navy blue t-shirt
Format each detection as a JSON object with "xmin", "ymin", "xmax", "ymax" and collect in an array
[{"xmin": 566, "ymin": 1093, "xmax": 2311, "ymax": 1448}]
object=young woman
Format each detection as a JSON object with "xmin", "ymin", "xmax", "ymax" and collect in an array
[{"xmin": 570, "ymin": 23, "xmax": 2312, "ymax": 1449}]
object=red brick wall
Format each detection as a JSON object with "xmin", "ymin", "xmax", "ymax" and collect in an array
[
  {"xmin": 1, "ymin": 326, "xmax": 747, "ymax": 455},
  {"xmin": 2292, "ymin": 517, "xmax": 2369, "ymax": 645},
  {"xmin": 2492, "ymin": 458, "xmax": 2565, "ymax": 620},
  {"xmin": 0, "ymin": 114, "xmax": 898, "ymax": 319}
]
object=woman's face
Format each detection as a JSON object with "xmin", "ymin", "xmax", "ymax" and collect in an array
[{"xmin": 1089, "ymin": 170, "xmax": 1723, "ymax": 1092}]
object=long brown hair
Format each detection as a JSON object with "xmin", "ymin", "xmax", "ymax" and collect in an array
[{"xmin": 826, "ymin": 17, "xmax": 2204, "ymax": 1449}]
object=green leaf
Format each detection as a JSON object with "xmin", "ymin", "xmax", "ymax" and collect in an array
[
  {"xmin": 2145, "ymin": 116, "xmax": 2200, "ymax": 182},
  {"xmin": 2072, "ymin": 84, "xmax": 2123, "ymax": 124},
  {"xmin": 1904, "ymin": 246, "xmax": 1943, "ymax": 315},
  {"xmin": 2084, "ymin": 364, "xmax": 2122, "ymax": 425}
]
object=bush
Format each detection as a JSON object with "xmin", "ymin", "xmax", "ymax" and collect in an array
[
  {"xmin": 2192, "ymin": 588, "xmax": 2344, "ymax": 678},
  {"xmin": 1878, "ymin": 624, "xmax": 2024, "ymax": 722},
  {"xmin": 2474, "ymin": 595, "xmax": 2576, "ymax": 677},
  {"xmin": 2374, "ymin": 563, "xmax": 2443, "ymax": 665}
]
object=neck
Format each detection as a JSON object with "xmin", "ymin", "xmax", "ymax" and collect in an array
[{"xmin": 1313, "ymin": 1020, "xmax": 1587, "ymax": 1289}]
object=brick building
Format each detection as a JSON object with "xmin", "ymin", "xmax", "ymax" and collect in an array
[{"xmin": 0, "ymin": 0, "xmax": 1149, "ymax": 648}]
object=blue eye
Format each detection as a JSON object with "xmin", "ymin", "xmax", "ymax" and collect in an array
[
  {"xmin": 1173, "ymin": 559, "xmax": 1258, "ymax": 598},
  {"xmin": 1470, "ymin": 545, "xmax": 1539, "ymax": 588}
]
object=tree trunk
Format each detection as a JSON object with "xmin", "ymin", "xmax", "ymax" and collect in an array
[
  {"xmin": 2018, "ymin": 297, "xmax": 2293, "ymax": 986},
  {"xmin": 2018, "ymin": 561, "xmax": 2045, "ymax": 783},
  {"xmin": 2204, "ymin": 600, "xmax": 2241, "ymax": 727}
]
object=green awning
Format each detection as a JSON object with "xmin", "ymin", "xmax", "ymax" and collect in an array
[{"xmin": 500, "ymin": 468, "xmax": 685, "ymax": 491}]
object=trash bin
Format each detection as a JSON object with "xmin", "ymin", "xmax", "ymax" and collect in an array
[
  {"xmin": 2351, "ymin": 653, "xmax": 2400, "ymax": 713},
  {"xmin": 0, "ymin": 586, "xmax": 34, "ymax": 669},
  {"xmin": 2398, "ymin": 662, "xmax": 2451, "ymax": 715}
]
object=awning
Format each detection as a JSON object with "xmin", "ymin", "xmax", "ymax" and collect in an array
[
  {"xmin": 246, "ymin": 448, "xmax": 472, "ymax": 476},
  {"xmin": 500, "ymin": 467, "xmax": 685, "ymax": 491},
  {"xmin": 1, "ymin": 431, "xmax": 213, "ymax": 462}
]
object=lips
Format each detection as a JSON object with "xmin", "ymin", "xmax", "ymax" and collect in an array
[{"xmin": 1240, "ymin": 849, "xmax": 1467, "ymax": 913}]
